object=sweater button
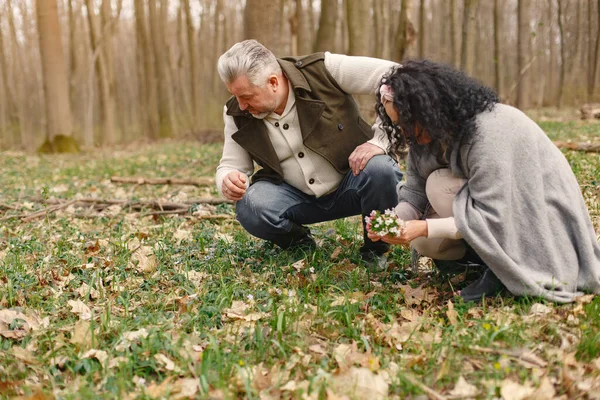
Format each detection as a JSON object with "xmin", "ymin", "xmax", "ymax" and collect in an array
[
  {"xmin": 298, "ymin": 152, "xmax": 304, "ymax": 158},
  {"xmin": 274, "ymin": 122, "xmax": 279, "ymax": 127},
  {"xmin": 283, "ymin": 123, "xmax": 289, "ymax": 130},
  {"xmin": 338, "ymin": 123, "xmax": 344, "ymax": 130},
  {"xmin": 308, "ymin": 178, "xmax": 315, "ymax": 184}
]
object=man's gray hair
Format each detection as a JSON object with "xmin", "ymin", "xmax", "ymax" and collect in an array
[{"xmin": 217, "ymin": 40, "xmax": 282, "ymax": 87}]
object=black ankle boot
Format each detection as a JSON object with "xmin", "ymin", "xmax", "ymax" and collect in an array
[
  {"xmin": 459, "ymin": 267, "xmax": 505, "ymax": 302},
  {"xmin": 273, "ymin": 224, "xmax": 316, "ymax": 251}
]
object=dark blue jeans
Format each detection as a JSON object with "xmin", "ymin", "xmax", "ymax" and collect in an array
[{"xmin": 236, "ymin": 155, "xmax": 404, "ymax": 256}]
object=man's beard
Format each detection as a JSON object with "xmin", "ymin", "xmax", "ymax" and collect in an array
[
  {"xmin": 249, "ymin": 98, "xmax": 278, "ymax": 120},
  {"xmin": 250, "ymin": 111, "xmax": 270, "ymax": 119}
]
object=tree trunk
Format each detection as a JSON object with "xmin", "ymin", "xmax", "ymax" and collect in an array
[
  {"xmin": 182, "ymin": 0, "xmax": 197, "ymax": 122},
  {"xmin": 244, "ymin": 0, "xmax": 284, "ymax": 55},
  {"xmin": 295, "ymin": 0, "xmax": 312, "ymax": 55},
  {"xmin": 134, "ymin": 0, "xmax": 159, "ymax": 139},
  {"xmin": 460, "ymin": 0, "xmax": 477, "ymax": 73},
  {"xmin": 84, "ymin": 0, "xmax": 117, "ymax": 146},
  {"xmin": 393, "ymin": 0, "xmax": 416, "ymax": 62},
  {"xmin": 557, "ymin": 0, "xmax": 566, "ymax": 108},
  {"xmin": 35, "ymin": 0, "xmax": 78, "ymax": 152},
  {"xmin": 0, "ymin": 14, "xmax": 12, "ymax": 136},
  {"xmin": 374, "ymin": 0, "xmax": 385, "ymax": 58},
  {"xmin": 591, "ymin": 0, "xmax": 600, "ymax": 97},
  {"xmin": 346, "ymin": 0, "xmax": 371, "ymax": 56},
  {"xmin": 418, "ymin": 0, "xmax": 426, "ymax": 58},
  {"xmin": 314, "ymin": 0, "xmax": 338, "ymax": 52},
  {"xmin": 450, "ymin": 0, "xmax": 458, "ymax": 66},
  {"xmin": 148, "ymin": 0, "xmax": 174, "ymax": 137},
  {"xmin": 517, "ymin": 0, "xmax": 530, "ymax": 109},
  {"xmin": 493, "ymin": 0, "xmax": 502, "ymax": 98}
]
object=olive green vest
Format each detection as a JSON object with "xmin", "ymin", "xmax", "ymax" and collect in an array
[{"xmin": 226, "ymin": 52, "xmax": 374, "ymax": 185}]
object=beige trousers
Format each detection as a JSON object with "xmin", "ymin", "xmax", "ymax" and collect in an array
[{"xmin": 411, "ymin": 168, "xmax": 468, "ymax": 260}]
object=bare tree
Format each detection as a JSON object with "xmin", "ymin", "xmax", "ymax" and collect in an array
[
  {"xmin": 493, "ymin": 0, "xmax": 502, "ymax": 98},
  {"xmin": 36, "ymin": 0, "xmax": 78, "ymax": 152},
  {"xmin": 460, "ymin": 0, "xmax": 478, "ymax": 73},
  {"xmin": 245, "ymin": 0, "xmax": 284, "ymax": 55},
  {"xmin": 516, "ymin": 0, "xmax": 530, "ymax": 108},
  {"xmin": 182, "ymin": 0, "xmax": 197, "ymax": 122},
  {"xmin": 148, "ymin": 0, "xmax": 174, "ymax": 137},
  {"xmin": 293, "ymin": 0, "xmax": 312, "ymax": 55},
  {"xmin": 346, "ymin": 0, "xmax": 371, "ymax": 56},
  {"xmin": 392, "ymin": 0, "xmax": 417, "ymax": 61},
  {"xmin": 557, "ymin": 0, "xmax": 566, "ymax": 107},
  {"xmin": 314, "ymin": 0, "xmax": 338, "ymax": 52},
  {"xmin": 84, "ymin": 0, "xmax": 117, "ymax": 145},
  {"xmin": 134, "ymin": 0, "xmax": 159, "ymax": 138},
  {"xmin": 418, "ymin": 0, "xmax": 426, "ymax": 58},
  {"xmin": 591, "ymin": 0, "xmax": 600, "ymax": 97}
]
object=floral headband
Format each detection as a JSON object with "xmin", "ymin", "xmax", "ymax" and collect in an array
[{"xmin": 379, "ymin": 80, "xmax": 394, "ymax": 102}]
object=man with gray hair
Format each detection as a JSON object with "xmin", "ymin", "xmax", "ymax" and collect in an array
[{"xmin": 215, "ymin": 39, "xmax": 403, "ymax": 271}]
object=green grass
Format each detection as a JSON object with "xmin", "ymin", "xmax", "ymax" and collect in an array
[{"xmin": 1, "ymin": 126, "xmax": 600, "ymax": 399}]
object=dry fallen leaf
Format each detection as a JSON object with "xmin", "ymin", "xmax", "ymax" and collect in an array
[
  {"xmin": 67, "ymin": 300, "xmax": 92, "ymax": 320},
  {"xmin": 329, "ymin": 367, "xmax": 388, "ymax": 400},
  {"xmin": 129, "ymin": 246, "xmax": 157, "ymax": 273},
  {"xmin": 529, "ymin": 303, "xmax": 552, "ymax": 316},
  {"xmin": 81, "ymin": 349, "xmax": 108, "ymax": 368},
  {"xmin": 0, "ymin": 309, "xmax": 40, "ymax": 339},
  {"xmin": 154, "ymin": 353, "xmax": 176, "ymax": 371},
  {"xmin": 500, "ymin": 379, "xmax": 535, "ymax": 400},
  {"xmin": 446, "ymin": 300, "xmax": 458, "ymax": 325},
  {"xmin": 173, "ymin": 229, "xmax": 192, "ymax": 244},
  {"xmin": 449, "ymin": 376, "xmax": 478, "ymax": 398},
  {"xmin": 70, "ymin": 320, "xmax": 92, "ymax": 349}
]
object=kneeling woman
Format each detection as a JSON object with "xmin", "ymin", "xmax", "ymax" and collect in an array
[{"xmin": 368, "ymin": 60, "xmax": 600, "ymax": 303}]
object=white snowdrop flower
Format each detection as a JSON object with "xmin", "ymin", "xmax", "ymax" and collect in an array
[
  {"xmin": 309, "ymin": 267, "xmax": 315, "ymax": 273},
  {"xmin": 247, "ymin": 294, "xmax": 254, "ymax": 301}
]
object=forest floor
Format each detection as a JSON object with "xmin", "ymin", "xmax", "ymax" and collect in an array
[{"xmin": 1, "ymin": 118, "xmax": 600, "ymax": 399}]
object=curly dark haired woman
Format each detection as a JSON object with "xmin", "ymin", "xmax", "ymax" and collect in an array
[{"xmin": 368, "ymin": 60, "xmax": 600, "ymax": 303}]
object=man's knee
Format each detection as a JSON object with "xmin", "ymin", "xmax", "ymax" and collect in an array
[
  {"xmin": 236, "ymin": 181, "xmax": 294, "ymax": 234},
  {"xmin": 362, "ymin": 155, "xmax": 403, "ymax": 183}
]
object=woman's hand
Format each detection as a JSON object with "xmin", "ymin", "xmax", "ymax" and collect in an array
[{"xmin": 367, "ymin": 220, "xmax": 428, "ymax": 245}]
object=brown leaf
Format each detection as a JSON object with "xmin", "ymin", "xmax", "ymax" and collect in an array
[
  {"xmin": 81, "ymin": 349, "xmax": 108, "ymax": 368},
  {"xmin": 500, "ymin": 379, "xmax": 535, "ymax": 400},
  {"xmin": 329, "ymin": 367, "xmax": 388, "ymax": 400},
  {"xmin": 67, "ymin": 300, "xmax": 92, "ymax": 320},
  {"xmin": 70, "ymin": 320, "xmax": 92, "ymax": 349},
  {"xmin": 449, "ymin": 376, "xmax": 478, "ymax": 398},
  {"xmin": 446, "ymin": 300, "xmax": 458, "ymax": 325},
  {"xmin": 0, "ymin": 309, "xmax": 40, "ymax": 339},
  {"xmin": 330, "ymin": 246, "xmax": 343, "ymax": 260},
  {"xmin": 523, "ymin": 377, "xmax": 556, "ymax": 400}
]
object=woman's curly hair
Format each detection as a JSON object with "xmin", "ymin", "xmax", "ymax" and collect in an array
[{"xmin": 376, "ymin": 60, "xmax": 499, "ymax": 158}]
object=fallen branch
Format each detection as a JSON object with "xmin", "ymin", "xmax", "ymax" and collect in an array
[
  {"xmin": 0, "ymin": 203, "xmax": 19, "ymax": 210},
  {"xmin": 401, "ymin": 373, "xmax": 447, "ymax": 400},
  {"xmin": 110, "ymin": 176, "xmax": 214, "ymax": 187},
  {"xmin": 2, "ymin": 197, "xmax": 233, "ymax": 222},
  {"xmin": 553, "ymin": 141, "xmax": 600, "ymax": 153},
  {"xmin": 468, "ymin": 345, "xmax": 547, "ymax": 368},
  {"xmin": 22, "ymin": 200, "xmax": 78, "ymax": 223}
]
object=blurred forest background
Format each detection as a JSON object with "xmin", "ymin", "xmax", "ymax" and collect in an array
[{"xmin": 0, "ymin": 0, "xmax": 599, "ymax": 151}]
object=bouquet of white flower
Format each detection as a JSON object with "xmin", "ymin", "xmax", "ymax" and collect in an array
[{"xmin": 365, "ymin": 209, "xmax": 407, "ymax": 237}]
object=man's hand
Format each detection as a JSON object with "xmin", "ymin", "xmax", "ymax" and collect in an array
[
  {"xmin": 348, "ymin": 142, "xmax": 385, "ymax": 176},
  {"xmin": 222, "ymin": 171, "xmax": 248, "ymax": 201},
  {"xmin": 367, "ymin": 220, "xmax": 428, "ymax": 245}
]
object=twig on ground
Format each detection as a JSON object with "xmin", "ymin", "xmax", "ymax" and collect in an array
[
  {"xmin": 110, "ymin": 176, "xmax": 215, "ymax": 187},
  {"xmin": 2, "ymin": 197, "xmax": 233, "ymax": 222},
  {"xmin": 468, "ymin": 345, "xmax": 547, "ymax": 368},
  {"xmin": 553, "ymin": 141, "xmax": 600, "ymax": 153},
  {"xmin": 402, "ymin": 373, "xmax": 447, "ymax": 400}
]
